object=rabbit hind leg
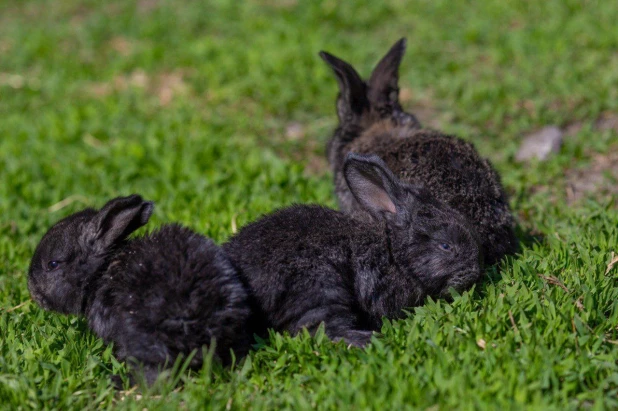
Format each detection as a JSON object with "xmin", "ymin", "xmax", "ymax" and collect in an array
[{"xmin": 290, "ymin": 304, "xmax": 373, "ymax": 347}]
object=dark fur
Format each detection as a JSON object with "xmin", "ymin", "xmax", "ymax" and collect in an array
[
  {"xmin": 223, "ymin": 154, "xmax": 482, "ymax": 347},
  {"xmin": 28, "ymin": 195, "xmax": 252, "ymax": 384},
  {"xmin": 320, "ymin": 38, "xmax": 518, "ymax": 265}
]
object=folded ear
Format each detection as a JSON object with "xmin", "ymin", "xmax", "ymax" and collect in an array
[
  {"xmin": 319, "ymin": 50, "xmax": 369, "ymax": 127},
  {"xmin": 88, "ymin": 195, "xmax": 154, "ymax": 251},
  {"xmin": 367, "ymin": 38, "xmax": 406, "ymax": 115},
  {"xmin": 343, "ymin": 153, "xmax": 405, "ymax": 220}
]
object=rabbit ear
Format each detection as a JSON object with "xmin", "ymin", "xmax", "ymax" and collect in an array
[
  {"xmin": 88, "ymin": 195, "xmax": 154, "ymax": 251},
  {"xmin": 319, "ymin": 50, "xmax": 369, "ymax": 127},
  {"xmin": 343, "ymin": 153, "xmax": 404, "ymax": 219},
  {"xmin": 367, "ymin": 38, "xmax": 406, "ymax": 114}
]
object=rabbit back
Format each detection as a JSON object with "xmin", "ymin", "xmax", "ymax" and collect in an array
[
  {"xmin": 223, "ymin": 205, "xmax": 383, "ymax": 343},
  {"xmin": 88, "ymin": 224, "xmax": 252, "ymax": 368}
]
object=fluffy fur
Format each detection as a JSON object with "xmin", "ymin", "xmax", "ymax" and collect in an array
[
  {"xmin": 320, "ymin": 38, "xmax": 518, "ymax": 265},
  {"xmin": 224, "ymin": 154, "xmax": 482, "ymax": 347},
  {"xmin": 28, "ymin": 195, "xmax": 252, "ymax": 384}
]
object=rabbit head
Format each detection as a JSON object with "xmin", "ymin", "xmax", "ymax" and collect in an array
[
  {"xmin": 344, "ymin": 153, "xmax": 483, "ymax": 298},
  {"xmin": 319, "ymin": 38, "xmax": 420, "ymax": 132},
  {"xmin": 28, "ymin": 195, "xmax": 154, "ymax": 315}
]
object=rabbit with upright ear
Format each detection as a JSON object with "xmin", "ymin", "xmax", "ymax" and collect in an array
[
  {"xmin": 320, "ymin": 39, "xmax": 518, "ymax": 266},
  {"xmin": 28, "ymin": 195, "xmax": 252, "ymax": 385},
  {"xmin": 223, "ymin": 154, "xmax": 482, "ymax": 347}
]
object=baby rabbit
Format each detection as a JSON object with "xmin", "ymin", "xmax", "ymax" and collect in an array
[
  {"xmin": 223, "ymin": 154, "xmax": 482, "ymax": 347},
  {"xmin": 320, "ymin": 39, "xmax": 518, "ymax": 265},
  {"xmin": 28, "ymin": 195, "xmax": 252, "ymax": 385}
]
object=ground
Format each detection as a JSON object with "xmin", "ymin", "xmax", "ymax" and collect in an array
[{"xmin": 1, "ymin": 0, "xmax": 618, "ymax": 409}]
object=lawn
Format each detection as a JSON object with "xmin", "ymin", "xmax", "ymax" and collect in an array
[{"xmin": 1, "ymin": 0, "xmax": 618, "ymax": 409}]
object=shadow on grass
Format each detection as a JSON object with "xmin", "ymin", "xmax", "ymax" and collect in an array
[{"xmin": 481, "ymin": 224, "xmax": 545, "ymax": 287}]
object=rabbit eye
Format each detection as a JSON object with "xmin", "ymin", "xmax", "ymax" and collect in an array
[
  {"xmin": 439, "ymin": 243, "xmax": 451, "ymax": 251},
  {"xmin": 47, "ymin": 261, "xmax": 60, "ymax": 271}
]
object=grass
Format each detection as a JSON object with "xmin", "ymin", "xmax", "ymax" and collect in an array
[{"xmin": 1, "ymin": 0, "xmax": 618, "ymax": 409}]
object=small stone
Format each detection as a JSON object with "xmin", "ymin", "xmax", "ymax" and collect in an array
[{"xmin": 516, "ymin": 126, "xmax": 563, "ymax": 162}]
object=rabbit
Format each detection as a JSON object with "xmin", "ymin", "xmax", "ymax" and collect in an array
[
  {"xmin": 223, "ymin": 153, "xmax": 482, "ymax": 347},
  {"xmin": 28, "ymin": 195, "xmax": 253, "ymax": 385},
  {"xmin": 319, "ymin": 38, "xmax": 518, "ymax": 266}
]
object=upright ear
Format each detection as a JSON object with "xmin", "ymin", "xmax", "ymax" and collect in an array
[
  {"xmin": 343, "ymin": 153, "xmax": 405, "ymax": 220},
  {"xmin": 367, "ymin": 38, "xmax": 406, "ymax": 115},
  {"xmin": 319, "ymin": 50, "xmax": 369, "ymax": 127},
  {"xmin": 88, "ymin": 195, "xmax": 154, "ymax": 250}
]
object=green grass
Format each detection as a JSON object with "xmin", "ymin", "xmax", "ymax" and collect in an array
[{"xmin": 1, "ymin": 0, "xmax": 618, "ymax": 409}]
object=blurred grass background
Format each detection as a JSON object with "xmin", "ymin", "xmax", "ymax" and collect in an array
[{"xmin": 1, "ymin": 0, "xmax": 618, "ymax": 408}]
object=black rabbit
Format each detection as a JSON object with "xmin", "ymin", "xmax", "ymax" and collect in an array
[
  {"xmin": 28, "ymin": 195, "xmax": 252, "ymax": 385},
  {"xmin": 223, "ymin": 154, "xmax": 482, "ymax": 347},
  {"xmin": 320, "ymin": 38, "xmax": 518, "ymax": 265}
]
